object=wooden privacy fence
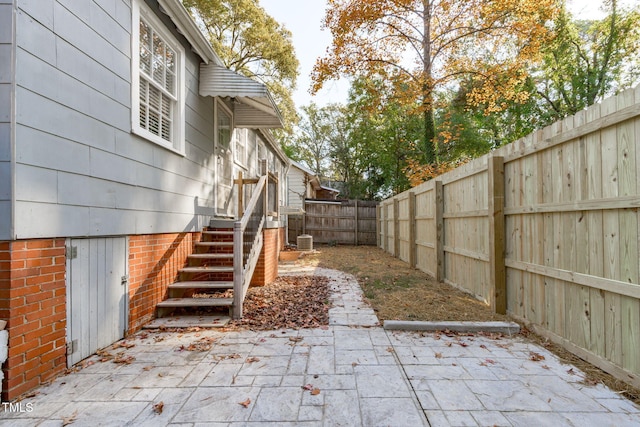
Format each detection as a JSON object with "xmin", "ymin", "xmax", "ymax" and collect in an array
[
  {"xmin": 289, "ymin": 199, "xmax": 378, "ymax": 245},
  {"xmin": 378, "ymin": 86, "xmax": 640, "ymax": 388}
]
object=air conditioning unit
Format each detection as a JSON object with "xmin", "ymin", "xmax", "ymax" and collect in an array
[{"xmin": 297, "ymin": 234, "xmax": 313, "ymax": 251}]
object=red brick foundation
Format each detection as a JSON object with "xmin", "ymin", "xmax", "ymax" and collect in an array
[
  {"xmin": 0, "ymin": 228, "xmax": 281, "ymax": 399},
  {"xmin": 251, "ymin": 227, "xmax": 282, "ymax": 286},
  {"xmin": 0, "ymin": 239, "xmax": 67, "ymax": 401},
  {"xmin": 128, "ymin": 232, "xmax": 200, "ymax": 333}
]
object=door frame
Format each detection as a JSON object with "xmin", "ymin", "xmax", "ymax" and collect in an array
[{"xmin": 214, "ymin": 99, "xmax": 235, "ymax": 217}]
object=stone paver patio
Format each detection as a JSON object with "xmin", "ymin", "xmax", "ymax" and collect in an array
[{"xmin": 0, "ymin": 264, "xmax": 638, "ymax": 426}]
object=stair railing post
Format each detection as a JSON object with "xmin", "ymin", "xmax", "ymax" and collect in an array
[
  {"xmin": 236, "ymin": 171, "xmax": 244, "ymax": 218},
  {"xmin": 232, "ymin": 220, "xmax": 243, "ymax": 319}
]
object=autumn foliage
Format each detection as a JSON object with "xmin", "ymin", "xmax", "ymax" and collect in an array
[{"xmin": 312, "ymin": 0, "xmax": 560, "ymax": 170}]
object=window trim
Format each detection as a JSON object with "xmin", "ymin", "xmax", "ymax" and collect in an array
[
  {"xmin": 215, "ymin": 99, "xmax": 234, "ymax": 152},
  {"xmin": 131, "ymin": 0, "xmax": 186, "ymax": 154},
  {"xmin": 235, "ymin": 128, "xmax": 248, "ymax": 168}
]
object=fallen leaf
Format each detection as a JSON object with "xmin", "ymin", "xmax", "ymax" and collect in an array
[
  {"xmin": 567, "ymin": 368, "xmax": 576, "ymax": 375},
  {"xmin": 386, "ymin": 347, "xmax": 395, "ymax": 353},
  {"xmin": 112, "ymin": 341, "xmax": 135, "ymax": 350},
  {"xmin": 434, "ymin": 352, "xmax": 443, "ymax": 359},
  {"xmin": 153, "ymin": 401, "xmax": 164, "ymax": 414},
  {"xmin": 289, "ymin": 336, "xmax": 304, "ymax": 343},
  {"xmin": 484, "ymin": 359, "xmax": 496, "ymax": 365},
  {"xmin": 184, "ymin": 336, "xmax": 216, "ymax": 352},
  {"xmin": 62, "ymin": 411, "xmax": 78, "ymax": 426},
  {"xmin": 302, "ymin": 384, "xmax": 314, "ymax": 391},
  {"xmin": 246, "ymin": 357, "xmax": 260, "ymax": 363},
  {"xmin": 239, "ymin": 398, "xmax": 251, "ymax": 408},
  {"xmin": 542, "ymin": 365, "xmax": 550, "ymax": 370},
  {"xmin": 529, "ymin": 352, "xmax": 545, "ymax": 362},
  {"xmin": 113, "ymin": 353, "xmax": 135, "ymax": 364},
  {"xmin": 311, "ymin": 388, "xmax": 321, "ymax": 395}
]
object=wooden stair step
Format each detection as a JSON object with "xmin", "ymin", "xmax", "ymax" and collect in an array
[
  {"xmin": 188, "ymin": 253, "xmax": 233, "ymax": 259},
  {"xmin": 180, "ymin": 266, "xmax": 234, "ymax": 273},
  {"xmin": 202, "ymin": 230, "xmax": 234, "ymax": 236},
  {"xmin": 195, "ymin": 242, "xmax": 233, "ymax": 247},
  {"xmin": 168, "ymin": 281, "xmax": 233, "ymax": 290},
  {"xmin": 157, "ymin": 298, "xmax": 233, "ymax": 308}
]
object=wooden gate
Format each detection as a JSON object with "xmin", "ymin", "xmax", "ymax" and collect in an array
[{"xmin": 66, "ymin": 237, "xmax": 128, "ymax": 366}]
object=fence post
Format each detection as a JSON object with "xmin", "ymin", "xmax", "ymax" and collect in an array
[
  {"xmin": 435, "ymin": 181, "xmax": 444, "ymax": 282},
  {"xmin": 488, "ymin": 156, "xmax": 506, "ymax": 314},
  {"xmin": 393, "ymin": 198, "xmax": 400, "ymax": 257},
  {"xmin": 376, "ymin": 205, "xmax": 381, "ymax": 248},
  {"xmin": 355, "ymin": 199, "xmax": 359, "ymax": 246},
  {"xmin": 383, "ymin": 203, "xmax": 389, "ymax": 252},
  {"xmin": 408, "ymin": 192, "xmax": 416, "ymax": 268}
]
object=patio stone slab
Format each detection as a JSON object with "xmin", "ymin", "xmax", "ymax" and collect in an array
[{"xmin": 1, "ymin": 264, "xmax": 638, "ymax": 426}]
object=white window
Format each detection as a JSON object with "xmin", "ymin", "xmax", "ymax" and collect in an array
[
  {"xmin": 132, "ymin": 0, "xmax": 185, "ymax": 153},
  {"xmin": 235, "ymin": 129, "xmax": 247, "ymax": 167}
]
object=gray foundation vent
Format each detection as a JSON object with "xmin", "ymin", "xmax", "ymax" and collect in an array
[{"xmin": 297, "ymin": 235, "xmax": 313, "ymax": 251}]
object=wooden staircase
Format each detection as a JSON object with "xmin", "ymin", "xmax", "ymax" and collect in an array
[{"xmin": 156, "ymin": 226, "xmax": 237, "ymax": 318}]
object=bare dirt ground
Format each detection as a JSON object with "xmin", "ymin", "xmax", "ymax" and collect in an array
[{"xmin": 294, "ymin": 245, "xmax": 640, "ymax": 406}]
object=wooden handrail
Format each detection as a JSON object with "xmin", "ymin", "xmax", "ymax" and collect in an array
[
  {"xmin": 232, "ymin": 174, "xmax": 268, "ymax": 319},
  {"xmin": 240, "ymin": 175, "xmax": 267, "ymax": 230}
]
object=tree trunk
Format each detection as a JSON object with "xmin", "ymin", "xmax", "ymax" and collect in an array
[{"xmin": 422, "ymin": 0, "xmax": 437, "ymax": 164}]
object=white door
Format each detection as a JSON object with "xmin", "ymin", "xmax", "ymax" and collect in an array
[
  {"xmin": 216, "ymin": 102, "xmax": 234, "ymax": 217},
  {"xmin": 66, "ymin": 237, "xmax": 128, "ymax": 366}
]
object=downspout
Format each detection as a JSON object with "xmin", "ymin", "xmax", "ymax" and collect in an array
[{"xmin": 9, "ymin": 0, "xmax": 16, "ymax": 240}]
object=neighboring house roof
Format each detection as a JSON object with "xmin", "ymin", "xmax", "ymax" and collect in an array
[
  {"xmin": 289, "ymin": 160, "xmax": 340, "ymax": 196},
  {"xmin": 158, "ymin": 0, "xmax": 283, "ymax": 128},
  {"xmin": 290, "ymin": 160, "xmax": 321, "ymax": 190},
  {"xmin": 319, "ymin": 184, "xmax": 341, "ymax": 195}
]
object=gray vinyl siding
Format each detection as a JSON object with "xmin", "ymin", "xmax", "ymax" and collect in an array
[
  {"xmin": 12, "ymin": 0, "xmax": 218, "ymax": 239},
  {"xmin": 0, "ymin": 0, "xmax": 14, "ymax": 240}
]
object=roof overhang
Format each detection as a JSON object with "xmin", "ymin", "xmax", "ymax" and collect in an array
[
  {"xmin": 199, "ymin": 64, "xmax": 283, "ymax": 128},
  {"xmin": 158, "ymin": 0, "xmax": 220, "ymax": 65}
]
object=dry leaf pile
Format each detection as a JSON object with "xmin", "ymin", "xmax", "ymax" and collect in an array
[{"xmin": 228, "ymin": 276, "xmax": 330, "ymax": 330}]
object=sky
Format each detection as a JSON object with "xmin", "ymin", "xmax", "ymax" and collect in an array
[
  {"xmin": 259, "ymin": 0, "xmax": 349, "ymax": 108},
  {"xmin": 259, "ymin": 0, "xmax": 639, "ymax": 109}
]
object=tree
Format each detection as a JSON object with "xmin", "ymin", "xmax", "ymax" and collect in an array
[
  {"xmin": 184, "ymin": 0, "xmax": 299, "ymax": 134},
  {"xmin": 453, "ymin": 0, "xmax": 640, "ymax": 155},
  {"xmin": 289, "ymin": 103, "xmax": 343, "ymax": 179},
  {"xmin": 535, "ymin": 0, "xmax": 640, "ymax": 118},
  {"xmin": 312, "ymin": 0, "xmax": 559, "ymax": 165}
]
